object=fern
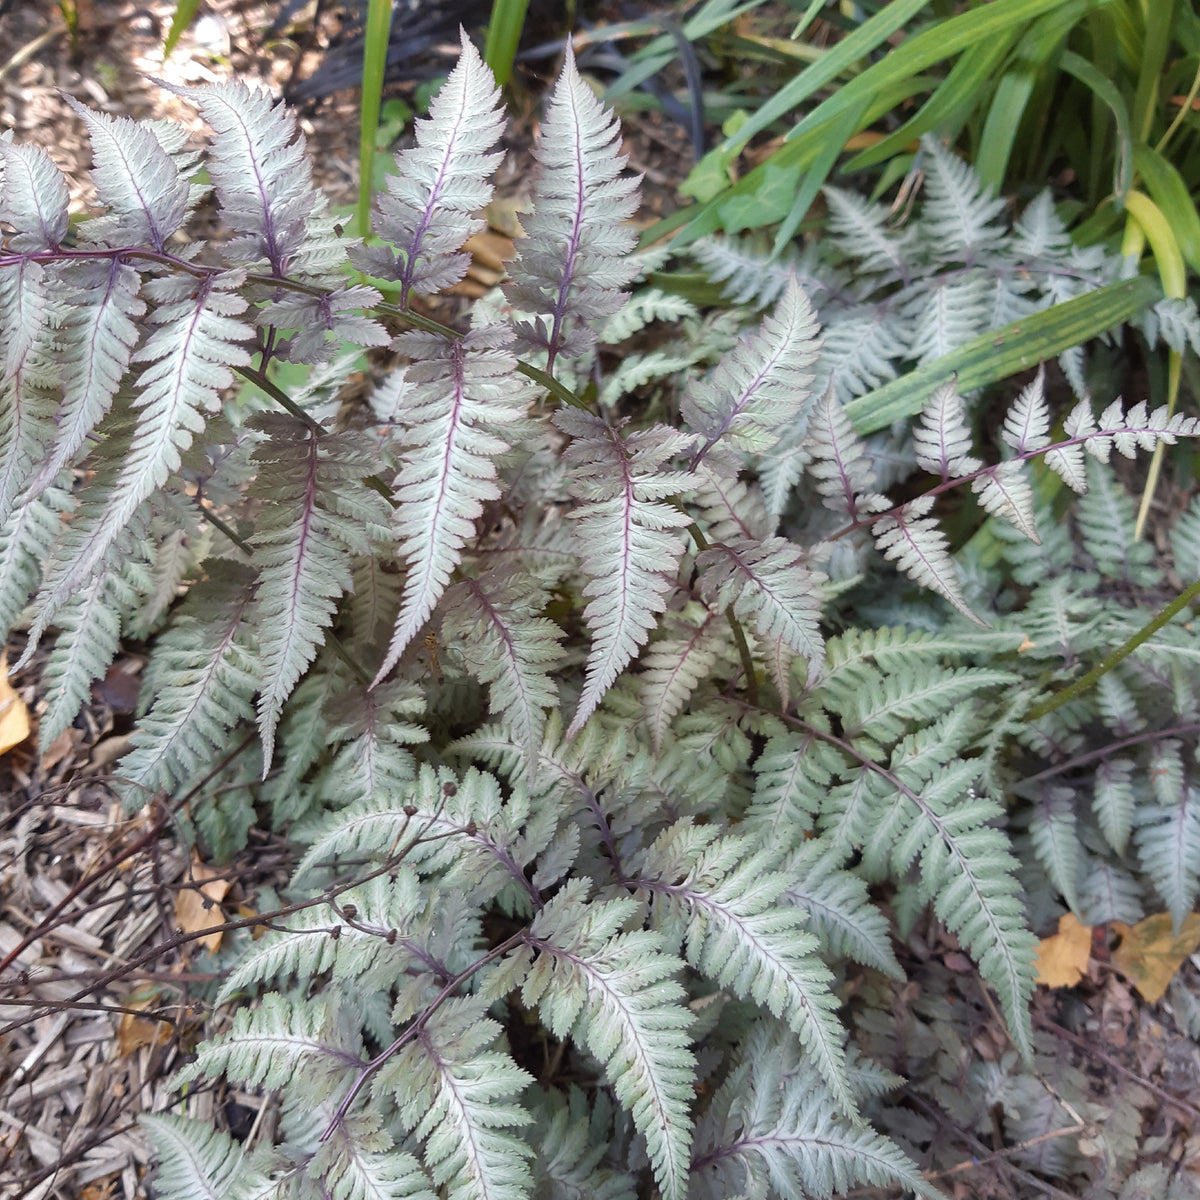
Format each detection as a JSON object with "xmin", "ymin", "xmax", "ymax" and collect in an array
[{"xmin": 3, "ymin": 42, "xmax": 1199, "ymax": 1200}]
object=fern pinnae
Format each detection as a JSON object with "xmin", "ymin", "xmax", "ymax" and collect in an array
[
  {"xmin": 0, "ymin": 138, "xmax": 70, "ymax": 254},
  {"xmin": 33, "ymin": 269, "xmax": 254, "ymax": 614},
  {"xmin": 117, "ymin": 560, "xmax": 258, "ymax": 799},
  {"xmin": 554, "ymin": 408, "xmax": 694, "ymax": 737},
  {"xmin": 63, "ymin": 96, "xmax": 189, "ymax": 252},
  {"xmin": 441, "ymin": 568, "xmax": 564, "ymax": 771},
  {"xmin": 634, "ymin": 824, "xmax": 857, "ymax": 1118},
  {"xmin": 521, "ymin": 881, "xmax": 696, "ymax": 1200},
  {"xmin": 355, "ymin": 31, "xmax": 505, "ymax": 305},
  {"xmin": 375, "ymin": 327, "xmax": 531, "ymax": 686},
  {"xmin": 161, "ymin": 78, "xmax": 320, "ymax": 276},
  {"xmin": 505, "ymin": 47, "xmax": 640, "ymax": 372},
  {"xmin": 639, "ymin": 606, "xmax": 729, "ymax": 752},
  {"xmin": 682, "ymin": 276, "xmax": 821, "ymax": 463},
  {"xmin": 142, "ymin": 1113, "xmax": 269, "ymax": 1200},
  {"xmin": 24, "ymin": 259, "xmax": 145, "ymax": 500},
  {"xmin": 248, "ymin": 416, "xmax": 392, "ymax": 763}
]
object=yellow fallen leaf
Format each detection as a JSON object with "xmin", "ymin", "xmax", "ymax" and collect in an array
[
  {"xmin": 1035, "ymin": 912, "xmax": 1092, "ymax": 988},
  {"xmin": 1111, "ymin": 911, "xmax": 1200, "ymax": 1004},
  {"xmin": 175, "ymin": 859, "xmax": 232, "ymax": 954},
  {"xmin": 117, "ymin": 993, "xmax": 170, "ymax": 1057},
  {"xmin": 0, "ymin": 652, "xmax": 30, "ymax": 755}
]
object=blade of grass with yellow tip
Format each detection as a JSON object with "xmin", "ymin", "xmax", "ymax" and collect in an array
[{"xmin": 1124, "ymin": 190, "xmax": 1186, "ymax": 540}]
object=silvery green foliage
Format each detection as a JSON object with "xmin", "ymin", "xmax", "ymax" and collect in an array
[{"xmin": 3, "ymin": 36, "xmax": 1200, "ymax": 1200}]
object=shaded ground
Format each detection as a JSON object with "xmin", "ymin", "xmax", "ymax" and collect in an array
[{"xmin": 2, "ymin": 3, "xmax": 1200, "ymax": 1199}]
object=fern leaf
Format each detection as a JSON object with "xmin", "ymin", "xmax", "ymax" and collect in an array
[
  {"xmin": 1002, "ymin": 368, "xmax": 1052, "ymax": 455},
  {"xmin": 247, "ymin": 417, "xmax": 390, "ymax": 761},
  {"xmin": 177, "ymin": 992, "xmax": 365, "ymax": 1099},
  {"xmin": 1076, "ymin": 467, "xmax": 1158, "ymax": 585},
  {"xmin": 33, "ymin": 271, "xmax": 253, "ymax": 612},
  {"xmin": 505, "ymin": 49, "xmax": 640, "ymax": 370},
  {"xmin": 117, "ymin": 560, "xmax": 259, "ymax": 798},
  {"xmin": 823, "ymin": 185, "xmax": 915, "ymax": 282},
  {"xmin": 521, "ymin": 881, "xmax": 696, "ymax": 1200},
  {"xmin": 0, "ymin": 483, "xmax": 70, "ymax": 632},
  {"xmin": 1135, "ymin": 788, "xmax": 1200, "ymax": 933},
  {"xmin": 695, "ymin": 536, "xmax": 825, "ymax": 673},
  {"xmin": 64, "ymin": 97, "xmax": 189, "ymax": 251},
  {"xmin": 25, "ymin": 260, "xmax": 145, "ymax": 499},
  {"xmin": 972, "ymin": 459, "xmax": 1039, "ymax": 543},
  {"xmin": 746, "ymin": 728, "xmax": 838, "ymax": 843},
  {"xmin": 634, "ymin": 825, "xmax": 855, "ymax": 1117},
  {"xmin": 309, "ymin": 1112, "xmax": 437, "ymax": 1200},
  {"xmin": 918, "ymin": 135, "xmax": 1006, "ymax": 264},
  {"xmin": 781, "ymin": 842, "xmax": 903, "ymax": 978},
  {"xmin": 1093, "ymin": 756, "xmax": 1136, "ymax": 855},
  {"xmin": 904, "ymin": 274, "xmax": 988, "ymax": 363},
  {"xmin": 913, "ymin": 380, "xmax": 980, "ymax": 479},
  {"xmin": 141, "ymin": 1113, "xmax": 270, "ymax": 1200},
  {"xmin": 258, "ymin": 283, "xmax": 390, "ymax": 364},
  {"xmin": 871, "ymin": 496, "xmax": 981, "ymax": 623},
  {"xmin": 0, "ymin": 309, "xmax": 58, "ymax": 526},
  {"xmin": 39, "ymin": 565, "xmax": 132, "ymax": 749},
  {"xmin": 378, "ymin": 998, "xmax": 534, "ymax": 1200},
  {"xmin": 356, "ymin": 32, "xmax": 505, "ymax": 304},
  {"xmin": 442, "ymin": 567, "xmax": 563, "ymax": 770},
  {"xmin": 807, "ymin": 387, "xmax": 886, "ymax": 520},
  {"xmin": 639, "ymin": 606, "xmax": 729, "ymax": 752},
  {"xmin": 554, "ymin": 408, "xmax": 693, "ymax": 736},
  {"xmin": 163, "ymin": 78, "xmax": 322, "ymax": 276},
  {"xmin": 692, "ymin": 235, "xmax": 834, "ymax": 310},
  {"xmin": 1028, "ymin": 786, "xmax": 1081, "ymax": 912},
  {"xmin": 375, "ymin": 327, "xmax": 531, "ymax": 684},
  {"xmin": 0, "ymin": 139, "xmax": 69, "ymax": 252},
  {"xmin": 529, "ymin": 1088, "xmax": 637, "ymax": 1200},
  {"xmin": 600, "ymin": 287, "xmax": 698, "ymax": 343},
  {"xmin": 690, "ymin": 464, "xmax": 772, "ymax": 545},
  {"xmin": 682, "ymin": 277, "xmax": 821, "ymax": 461},
  {"xmin": 691, "ymin": 1023, "xmax": 934, "ymax": 1200}
]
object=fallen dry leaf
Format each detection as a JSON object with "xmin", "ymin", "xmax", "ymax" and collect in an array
[
  {"xmin": 1035, "ymin": 912, "xmax": 1092, "ymax": 988},
  {"xmin": 117, "ymin": 991, "xmax": 170, "ymax": 1057},
  {"xmin": 175, "ymin": 859, "xmax": 232, "ymax": 954},
  {"xmin": 0, "ymin": 652, "xmax": 30, "ymax": 754},
  {"xmin": 1111, "ymin": 911, "xmax": 1200, "ymax": 1003}
]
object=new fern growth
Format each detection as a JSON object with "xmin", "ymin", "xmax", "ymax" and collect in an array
[{"xmin": 3, "ymin": 32, "xmax": 1199, "ymax": 1200}]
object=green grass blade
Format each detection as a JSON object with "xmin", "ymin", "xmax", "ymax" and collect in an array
[
  {"xmin": 163, "ymin": 0, "xmax": 201, "ymax": 57},
  {"xmin": 1060, "ymin": 49, "xmax": 1134, "ymax": 203},
  {"xmin": 724, "ymin": 0, "xmax": 931, "ymax": 154},
  {"xmin": 844, "ymin": 274, "xmax": 1162, "ymax": 434},
  {"xmin": 357, "ymin": 0, "xmax": 394, "ymax": 239},
  {"xmin": 485, "ymin": 0, "xmax": 530, "ymax": 87},
  {"xmin": 844, "ymin": 34, "xmax": 1018, "ymax": 172},
  {"xmin": 1132, "ymin": 143, "xmax": 1200, "ymax": 274}
]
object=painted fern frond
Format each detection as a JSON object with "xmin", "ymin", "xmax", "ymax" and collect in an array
[
  {"xmin": 913, "ymin": 380, "xmax": 980, "ymax": 480},
  {"xmin": 64, "ymin": 97, "xmax": 189, "ymax": 252},
  {"xmin": 0, "ymin": 313, "xmax": 58, "ymax": 527},
  {"xmin": 141, "ymin": 1113, "xmax": 270, "ymax": 1200},
  {"xmin": 355, "ymin": 32, "xmax": 504, "ymax": 305},
  {"xmin": 781, "ymin": 842, "xmax": 903, "ymax": 978},
  {"xmin": 807, "ymin": 387, "xmax": 886, "ymax": 520},
  {"xmin": 377, "ymin": 998, "xmax": 534, "ymax": 1200},
  {"xmin": 1135, "ymin": 788, "xmax": 1200, "ymax": 933},
  {"xmin": 162, "ymin": 78, "xmax": 325, "ymax": 277},
  {"xmin": 39, "ymin": 561, "xmax": 137, "ymax": 749},
  {"xmin": 442, "ymin": 567, "xmax": 564, "ymax": 771},
  {"xmin": 519, "ymin": 881, "xmax": 695, "ymax": 1200},
  {"xmin": 31, "ymin": 270, "xmax": 253, "ymax": 616},
  {"xmin": 178, "ymin": 992, "xmax": 366, "ymax": 1101},
  {"xmin": 695, "ymin": 536, "xmax": 826, "ymax": 673},
  {"xmin": 247, "ymin": 415, "xmax": 391, "ymax": 761},
  {"xmin": 633, "ymin": 823, "xmax": 855, "ymax": 1116},
  {"xmin": 25, "ymin": 260, "xmax": 145, "ymax": 500},
  {"xmin": 375, "ymin": 327, "xmax": 531, "ymax": 684},
  {"xmin": 0, "ymin": 482, "xmax": 70, "ymax": 632},
  {"xmin": 117, "ymin": 560, "xmax": 258, "ymax": 798},
  {"xmin": 639, "ymin": 605, "xmax": 730, "ymax": 752},
  {"xmin": 554, "ymin": 408, "xmax": 693, "ymax": 736},
  {"xmin": 682, "ymin": 277, "xmax": 821, "ymax": 462},
  {"xmin": 917, "ymin": 135, "xmax": 1006, "ymax": 265},
  {"xmin": 871, "ymin": 496, "xmax": 981, "ymax": 623},
  {"xmin": 505, "ymin": 49, "xmax": 640, "ymax": 371},
  {"xmin": 690, "ymin": 1023, "xmax": 934, "ymax": 1200},
  {"xmin": 0, "ymin": 138, "xmax": 70, "ymax": 252}
]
